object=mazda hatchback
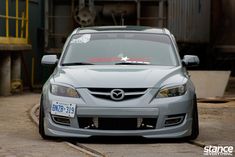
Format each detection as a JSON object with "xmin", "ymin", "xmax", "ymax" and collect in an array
[{"xmin": 39, "ymin": 26, "xmax": 199, "ymax": 140}]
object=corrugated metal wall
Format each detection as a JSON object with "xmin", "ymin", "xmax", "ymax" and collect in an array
[
  {"xmin": 217, "ymin": 0, "xmax": 235, "ymax": 45},
  {"xmin": 168, "ymin": 0, "xmax": 211, "ymax": 43},
  {"xmin": 43, "ymin": 0, "xmax": 211, "ymax": 46}
]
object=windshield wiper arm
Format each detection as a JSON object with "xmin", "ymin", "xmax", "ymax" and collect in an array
[
  {"xmin": 115, "ymin": 62, "xmax": 150, "ymax": 65},
  {"xmin": 62, "ymin": 62, "xmax": 94, "ymax": 66}
]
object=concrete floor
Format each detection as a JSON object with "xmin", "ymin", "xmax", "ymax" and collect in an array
[
  {"xmin": 0, "ymin": 93, "xmax": 86, "ymax": 157},
  {"xmin": 0, "ymin": 93, "xmax": 234, "ymax": 157}
]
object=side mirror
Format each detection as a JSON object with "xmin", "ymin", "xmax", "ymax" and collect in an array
[
  {"xmin": 41, "ymin": 55, "xmax": 58, "ymax": 65},
  {"xmin": 182, "ymin": 55, "xmax": 200, "ymax": 67}
]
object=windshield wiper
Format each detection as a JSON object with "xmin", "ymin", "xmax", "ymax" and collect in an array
[
  {"xmin": 115, "ymin": 62, "xmax": 150, "ymax": 65},
  {"xmin": 62, "ymin": 62, "xmax": 94, "ymax": 66}
]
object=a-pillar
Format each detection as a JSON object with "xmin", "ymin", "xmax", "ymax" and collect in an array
[{"xmin": 0, "ymin": 54, "xmax": 11, "ymax": 96}]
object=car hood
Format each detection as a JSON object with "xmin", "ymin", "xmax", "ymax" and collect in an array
[{"xmin": 53, "ymin": 65, "xmax": 185, "ymax": 88}]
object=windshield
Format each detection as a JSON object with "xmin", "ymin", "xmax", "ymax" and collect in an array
[{"xmin": 62, "ymin": 33, "xmax": 178, "ymax": 66}]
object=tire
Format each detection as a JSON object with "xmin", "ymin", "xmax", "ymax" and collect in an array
[
  {"xmin": 39, "ymin": 96, "xmax": 51, "ymax": 140},
  {"xmin": 188, "ymin": 95, "xmax": 199, "ymax": 140}
]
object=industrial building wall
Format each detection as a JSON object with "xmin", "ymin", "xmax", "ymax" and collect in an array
[
  {"xmin": 20, "ymin": 0, "xmax": 44, "ymax": 87},
  {"xmin": 4, "ymin": 0, "xmax": 234, "ymax": 85},
  {"xmin": 217, "ymin": 0, "xmax": 235, "ymax": 45},
  {"xmin": 168, "ymin": 0, "xmax": 211, "ymax": 43}
]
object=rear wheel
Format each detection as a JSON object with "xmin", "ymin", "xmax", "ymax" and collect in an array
[
  {"xmin": 39, "ymin": 96, "xmax": 51, "ymax": 140},
  {"xmin": 188, "ymin": 95, "xmax": 199, "ymax": 140}
]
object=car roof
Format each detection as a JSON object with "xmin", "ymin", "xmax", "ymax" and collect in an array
[{"xmin": 73, "ymin": 26, "xmax": 171, "ymax": 35}]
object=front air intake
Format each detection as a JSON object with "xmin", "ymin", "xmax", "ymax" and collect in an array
[
  {"xmin": 164, "ymin": 114, "xmax": 185, "ymax": 127},
  {"xmin": 52, "ymin": 115, "xmax": 70, "ymax": 126}
]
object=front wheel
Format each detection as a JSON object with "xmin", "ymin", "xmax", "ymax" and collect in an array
[
  {"xmin": 188, "ymin": 95, "xmax": 199, "ymax": 140},
  {"xmin": 39, "ymin": 96, "xmax": 51, "ymax": 140}
]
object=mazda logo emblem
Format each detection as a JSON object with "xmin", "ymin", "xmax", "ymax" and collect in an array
[{"xmin": 110, "ymin": 89, "xmax": 125, "ymax": 101}]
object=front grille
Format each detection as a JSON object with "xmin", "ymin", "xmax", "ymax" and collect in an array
[
  {"xmin": 78, "ymin": 117, "xmax": 157, "ymax": 130},
  {"xmin": 77, "ymin": 117, "xmax": 94, "ymax": 129},
  {"xmin": 87, "ymin": 88, "xmax": 148, "ymax": 101},
  {"xmin": 88, "ymin": 88, "xmax": 147, "ymax": 93},
  {"xmin": 90, "ymin": 94, "xmax": 144, "ymax": 101},
  {"xmin": 99, "ymin": 118, "xmax": 137, "ymax": 130}
]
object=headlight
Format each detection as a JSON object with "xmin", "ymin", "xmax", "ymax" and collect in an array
[
  {"xmin": 157, "ymin": 84, "xmax": 186, "ymax": 98},
  {"xmin": 50, "ymin": 84, "xmax": 79, "ymax": 98}
]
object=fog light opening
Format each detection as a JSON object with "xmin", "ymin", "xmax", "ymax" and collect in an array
[
  {"xmin": 52, "ymin": 115, "xmax": 70, "ymax": 126},
  {"xmin": 164, "ymin": 114, "xmax": 185, "ymax": 127}
]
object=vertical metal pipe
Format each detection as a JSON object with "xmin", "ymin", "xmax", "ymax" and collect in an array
[
  {"xmin": 137, "ymin": 0, "xmax": 140, "ymax": 26},
  {"xmin": 25, "ymin": 0, "xmax": 29, "ymax": 41},
  {"xmin": 79, "ymin": 0, "xmax": 85, "ymax": 10},
  {"xmin": 44, "ymin": 0, "xmax": 49, "ymax": 48},
  {"xmin": 11, "ymin": 54, "xmax": 21, "ymax": 81},
  {"xmin": 0, "ymin": 55, "xmax": 11, "ymax": 96},
  {"xmin": 158, "ymin": 0, "xmax": 164, "ymax": 27},
  {"xmin": 6, "ymin": 0, "xmax": 9, "ymax": 37},
  {"xmin": 31, "ymin": 57, "xmax": 35, "ymax": 89},
  {"xmin": 16, "ymin": 0, "xmax": 19, "ymax": 37},
  {"xmin": 71, "ymin": 0, "xmax": 75, "ymax": 15},
  {"xmin": 11, "ymin": 53, "xmax": 22, "ymax": 93},
  {"xmin": 20, "ymin": 12, "xmax": 25, "ymax": 38}
]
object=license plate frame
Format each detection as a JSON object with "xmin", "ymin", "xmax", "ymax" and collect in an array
[{"xmin": 51, "ymin": 101, "xmax": 76, "ymax": 118}]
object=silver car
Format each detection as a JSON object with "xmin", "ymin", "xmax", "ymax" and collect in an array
[{"xmin": 39, "ymin": 26, "xmax": 199, "ymax": 140}]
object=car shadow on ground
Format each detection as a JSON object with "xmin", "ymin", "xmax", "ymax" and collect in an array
[{"xmin": 65, "ymin": 136, "xmax": 190, "ymax": 144}]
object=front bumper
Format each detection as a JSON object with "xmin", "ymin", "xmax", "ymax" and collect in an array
[
  {"xmin": 45, "ymin": 114, "xmax": 192, "ymax": 138},
  {"xmin": 42, "ymin": 89, "xmax": 194, "ymax": 138}
]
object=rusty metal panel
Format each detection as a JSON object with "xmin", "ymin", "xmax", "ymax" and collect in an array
[{"xmin": 168, "ymin": 0, "xmax": 211, "ymax": 43}]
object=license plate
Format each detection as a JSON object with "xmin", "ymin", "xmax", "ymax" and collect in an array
[{"xmin": 51, "ymin": 101, "xmax": 76, "ymax": 118}]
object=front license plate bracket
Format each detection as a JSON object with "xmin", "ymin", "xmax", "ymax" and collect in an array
[{"xmin": 51, "ymin": 101, "xmax": 76, "ymax": 118}]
